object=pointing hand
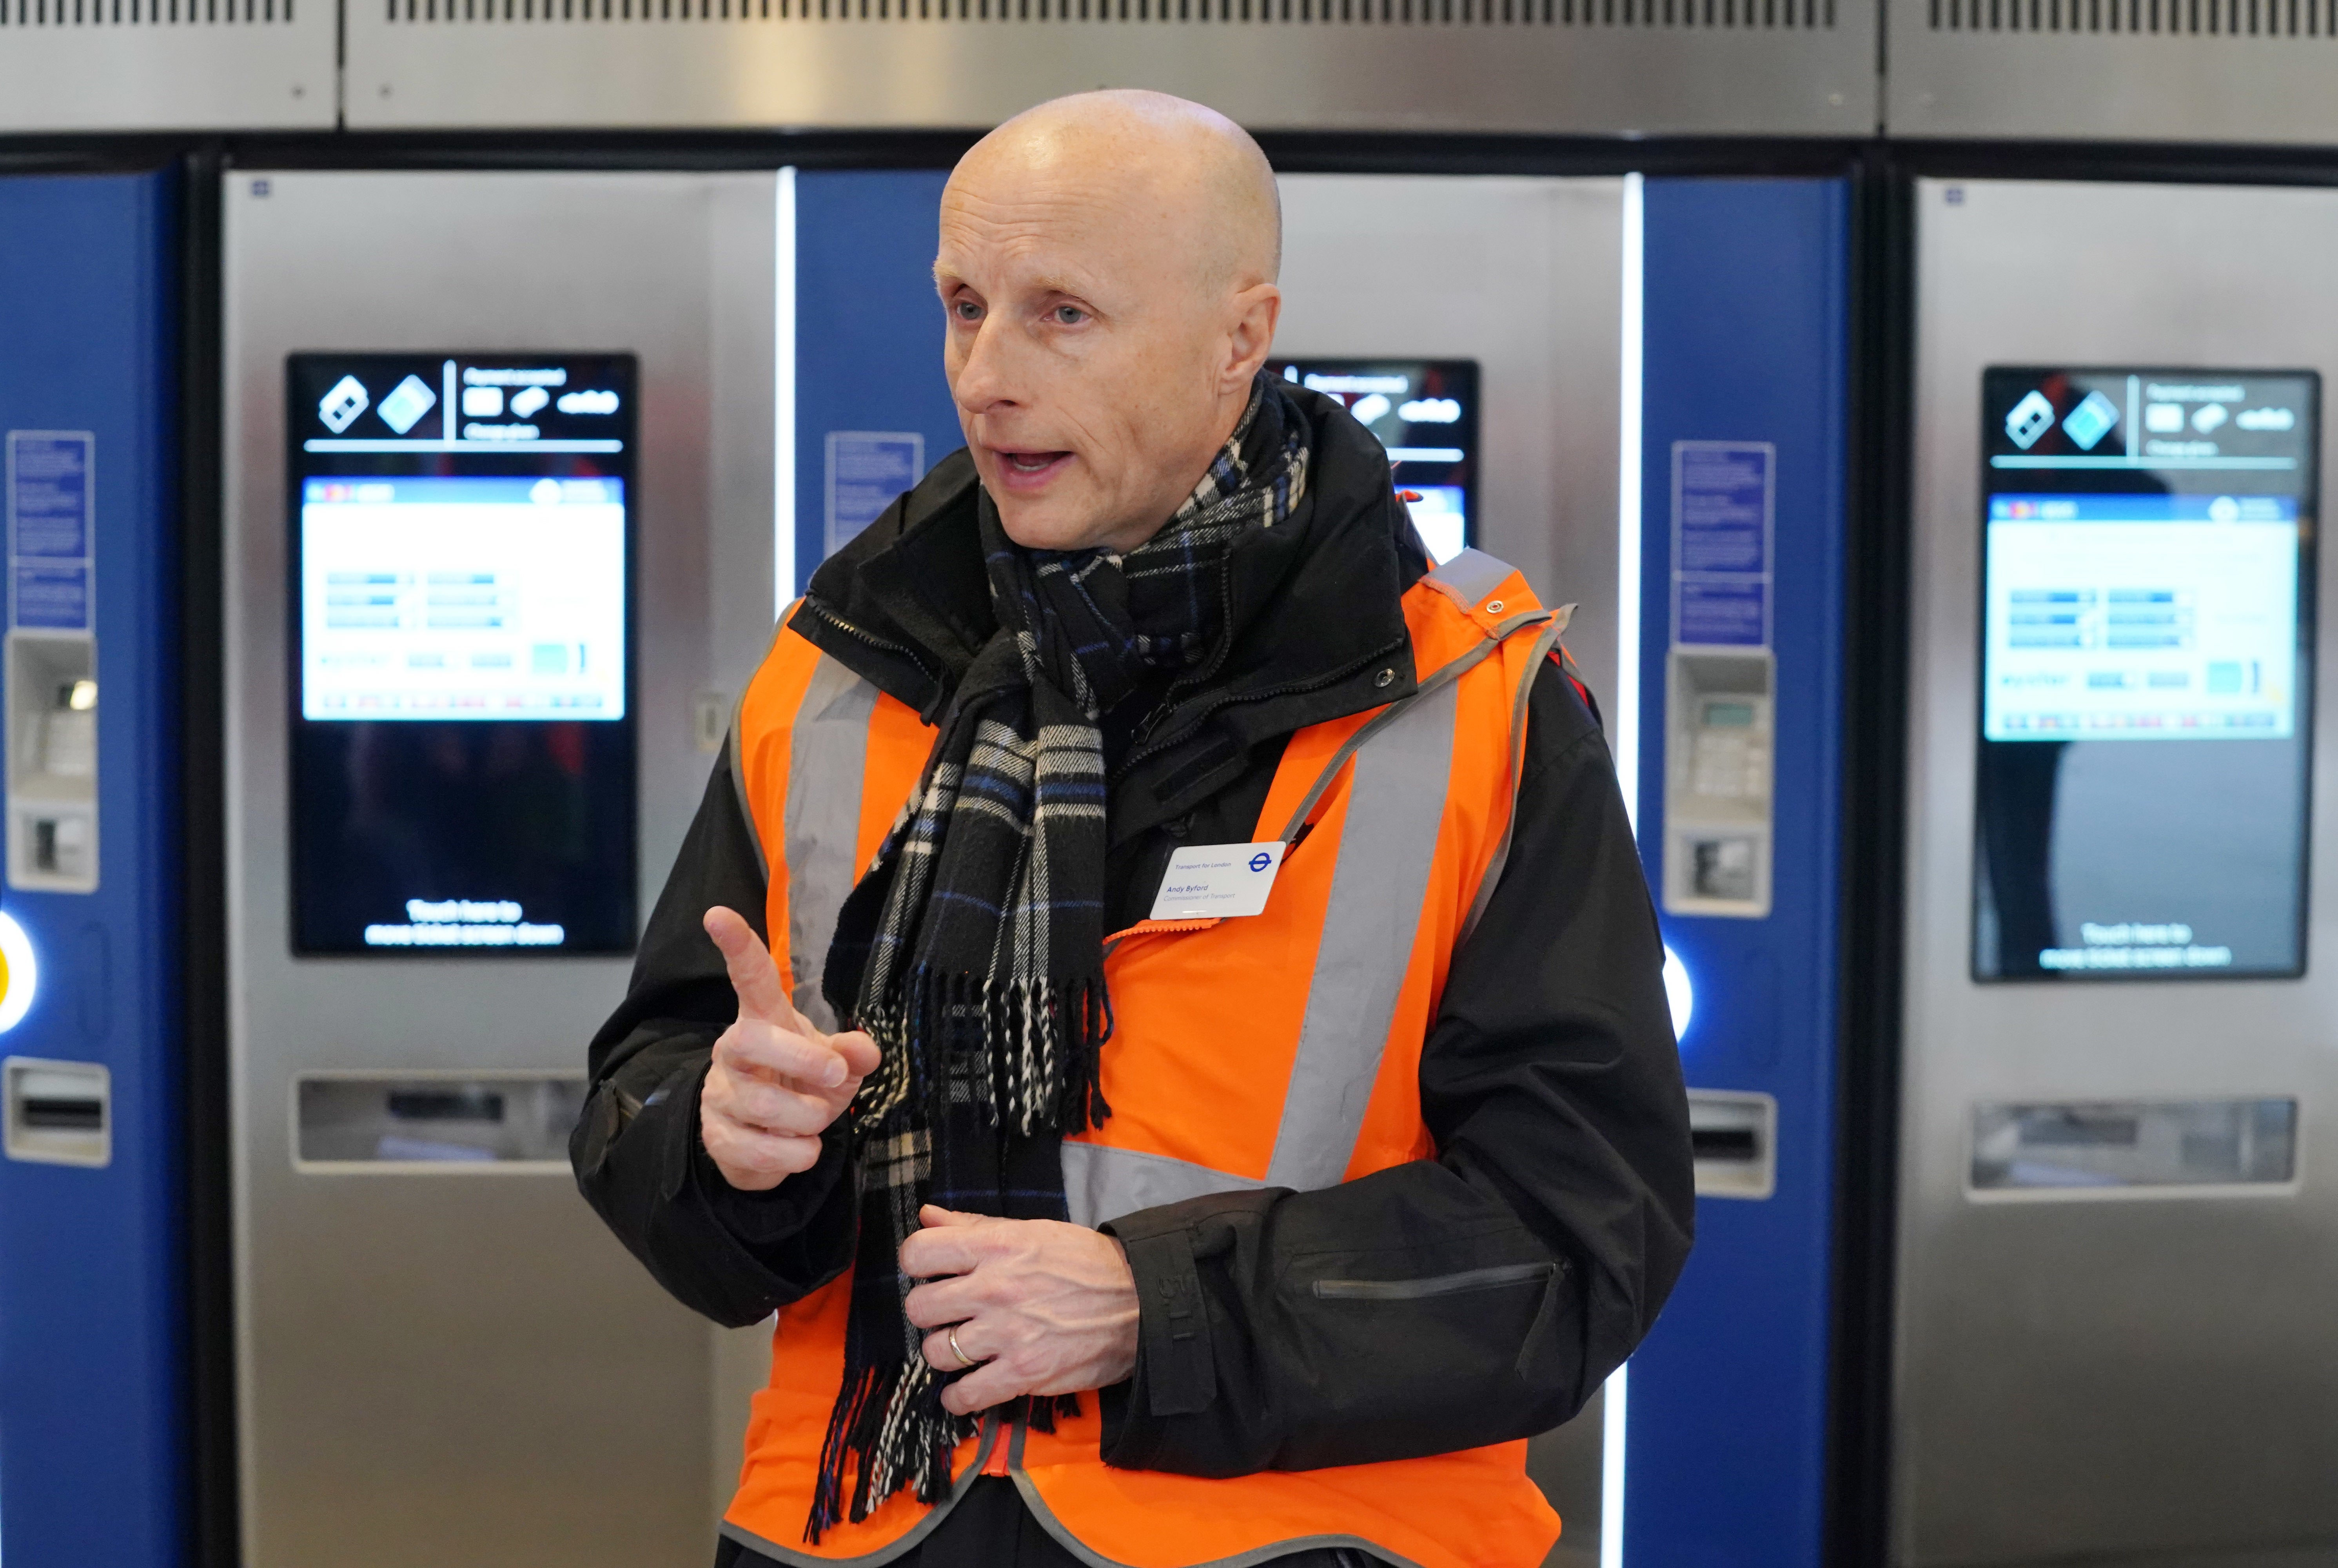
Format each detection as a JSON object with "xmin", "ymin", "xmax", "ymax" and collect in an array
[{"xmin": 697, "ymin": 906, "xmax": 881, "ymax": 1192}]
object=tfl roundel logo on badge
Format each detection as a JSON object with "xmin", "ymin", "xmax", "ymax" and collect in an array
[{"xmin": 1149, "ymin": 841, "xmax": 1289, "ymax": 921}]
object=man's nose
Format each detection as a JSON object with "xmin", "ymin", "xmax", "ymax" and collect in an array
[{"xmin": 951, "ymin": 318, "xmax": 1021, "ymax": 415}]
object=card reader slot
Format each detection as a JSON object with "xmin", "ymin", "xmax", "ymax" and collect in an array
[
  {"xmin": 1690, "ymin": 1125, "xmax": 1761, "ymax": 1162},
  {"xmin": 1686, "ymin": 1089, "xmax": 1777, "ymax": 1200},
  {"xmin": 5, "ymin": 1057, "xmax": 110, "ymax": 1167},
  {"xmin": 21, "ymin": 1096, "xmax": 103, "ymax": 1131}
]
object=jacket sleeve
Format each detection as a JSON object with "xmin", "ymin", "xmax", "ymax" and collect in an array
[
  {"xmin": 570, "ymin": 760, "xmax": 858, "ymax": 1329},
  {"xmin": 1096, "ymin": 659, "xmax": 1695, "ymax": 1475}
]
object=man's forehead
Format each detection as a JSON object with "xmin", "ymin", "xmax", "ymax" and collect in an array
[{"xmin": 936, "ymin": 174, "xmax": 1175, "ymax": 291}]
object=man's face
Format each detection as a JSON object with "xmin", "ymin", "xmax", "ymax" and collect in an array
[{"xmin": 935, "ymin": 154, "xmax": 1262, "ymax": 554}]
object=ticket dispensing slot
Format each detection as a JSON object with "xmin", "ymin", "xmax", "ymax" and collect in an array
[
  {"xmin": 1664, "ymin": 649, "xmax": 1776, "ymax": 918},
  {"xmin": 4, "ymin": 1057, "xmax": 110, "ymax": 1167},
  {"xmin": 294, "ymin": 1073, "xmax": 586, "ymax": 1170},
  {"xmin": 1970, "ymin": 1097, "xmax": 2298, "ymax": 1194},
  {"xmin": 6, "ymin": 633, "xmax": 96, "ymax": 892}
]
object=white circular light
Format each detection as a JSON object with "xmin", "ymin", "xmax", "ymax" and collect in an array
[
  {"xmin": 0, "ymin": 911, "xmax": 37, "ymax": 1033},
  {"xmin": 1662, "ymin": 944, "xmax": 1693, "ymax": 1043}
]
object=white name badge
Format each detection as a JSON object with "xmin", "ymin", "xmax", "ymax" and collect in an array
[{"xmin": 1149, "ymin": 841, "xmax": 1287, "ymax": 921}]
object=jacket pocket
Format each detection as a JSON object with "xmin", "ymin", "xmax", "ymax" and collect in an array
[{"xmin": 1311, "ymin": 1260, "xmax": 1555, "ymax": 1301}]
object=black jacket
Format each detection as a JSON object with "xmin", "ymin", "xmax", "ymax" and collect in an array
[{"xmin": 573, "ymin": 390, "xmax": 1694, "ymax": 1479}]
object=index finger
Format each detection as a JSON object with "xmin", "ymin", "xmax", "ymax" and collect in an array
[{"xmin": 704, "ymin": 906, "xmax": 806, "ymax": 1031}]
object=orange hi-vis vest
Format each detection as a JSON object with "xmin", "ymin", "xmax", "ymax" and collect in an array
[{"xmin": 722, "ymin": 549, "xmax": 1569, "ymax": 1568}]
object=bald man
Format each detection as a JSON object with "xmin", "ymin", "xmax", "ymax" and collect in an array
[{"xmin": 575, "ymin": 92, "xmax": 1692, "ymax": 1568}]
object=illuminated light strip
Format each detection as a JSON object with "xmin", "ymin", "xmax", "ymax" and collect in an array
[
  {"xmin": 0, "ymin": 911, "xmax": 39, "ymax": 1032},
  {"xmin": 1603, "ymin": 171, "xmax": 1644, "ymax": 1568},
  {"xmin": 1615, "ymin": 172, "xmax": 1645, "ymax": 834},
  {"xmin": 774, "ymin": 165, "xmax": 799, "ymax": 613},
  {"xmin": 1601, "ymin": 1359, "xmax": 1629, "ymax": 1568}
]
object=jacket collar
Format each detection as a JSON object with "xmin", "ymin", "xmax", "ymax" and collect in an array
[{"xmin": 796, "ymin": 387, "xmax": 1429, "ymax": 843}]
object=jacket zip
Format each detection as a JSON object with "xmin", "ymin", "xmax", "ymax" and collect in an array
[
  {"xmin": 1309, "ymin": 1260, "xmax": 1556, "ymax": 1301},
  {"xmin": 795, "ymin": 597, "xmax": 947, "ymax": 708}
]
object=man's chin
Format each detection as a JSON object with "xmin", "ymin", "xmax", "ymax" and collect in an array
[{"xmin": 992, "ymin": 495, "xmax": 1113, "ymax": 554}]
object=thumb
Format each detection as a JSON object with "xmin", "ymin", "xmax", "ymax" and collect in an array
[
  {"xmin": 918, "ymin": 1205, "xmax": 987, "ymax": 1230},
  {"xmin": 703, "ymin": 906, "xmax": 804, "ymax": 1030}
]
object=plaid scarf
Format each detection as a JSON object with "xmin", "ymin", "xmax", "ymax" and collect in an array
[{"xmin": 809, "ymin": 376, "xmax": 1311, "ymax": 1539}]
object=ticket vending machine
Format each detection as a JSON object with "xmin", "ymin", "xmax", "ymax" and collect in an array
[
  {"xmin": 223, "ymin": 171, "xmax": 780, "ymax": 1568},
  {"xmin": 0, "ymin": 169, "xmax": 185, "ymax": 1568},
  {"xmin": 1901, "ymin": 180, "xmax": 2338, "ymax": 1568}
]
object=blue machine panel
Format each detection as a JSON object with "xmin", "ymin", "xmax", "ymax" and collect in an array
[
  {"xmin": 0, "ymin": 171, "xmax": 183, "ymax": 1567},
  {"xmin": 792, "ymin": 170, "xmax": 964, "ymax": 593},
  {"xmin": 1628, "ymin": 178, "xmax": 1850, "ymax": 1568}
]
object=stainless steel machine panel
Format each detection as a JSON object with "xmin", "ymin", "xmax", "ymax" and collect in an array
[
  {"xmin": 1282, "ymin": 173, "xmax": 1626, "ymax": 1568},
  {"xmin": 340, "ymin": 11, "xmax": 1874, "ymax": 136},
  {"xmin": 1282, "ymin": 174, "xmax": 1625, "ymax": 712},
  {"xmin": 1887, "ymin": 0, "xmax": 2338, "ymax": 143},
  {"xmin": 1899, "ymin": 178, "xmax": 2338, "ymax": 1568},
  {"xmin": 0, "ymin": 9, "xmax": 334, "ymax": 132},
  {"xmin": 223, "ymin": 170, "xmax": 777, "ymax": 1568}
]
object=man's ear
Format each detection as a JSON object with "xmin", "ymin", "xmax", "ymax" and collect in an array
[{"xmin": 1222, "ymin": 283, "xmax": 1282, "ymax": 393}]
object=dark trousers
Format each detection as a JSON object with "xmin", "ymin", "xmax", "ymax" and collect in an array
[{"xmin": 716, "ymin": 1476, "xmax": 1382, "ymax": 1567}]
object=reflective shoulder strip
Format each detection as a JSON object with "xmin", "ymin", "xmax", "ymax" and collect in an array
[
  {"xmin": 1421, "ymin": 546, "xmax": 1516, "ymax": 609},
  {"xmin": 1458, "ymin": 612, "xmax": 1569, "ymax": 948},
  {"xmin": 726, "ymin": 605, "xmax": 801, "ymax": 883},
  {"xmin": 782, "ymin": 654, "xmax": 881, "ymax": 1031}
]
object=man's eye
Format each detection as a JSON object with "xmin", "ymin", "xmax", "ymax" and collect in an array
[
  {"xmin": 1053, "ymin": 306, "xmax": 1087, "ymax": 325},
  {"xmin": 953, "ymin": 300, "xmax": 983, "ymax": 321}
]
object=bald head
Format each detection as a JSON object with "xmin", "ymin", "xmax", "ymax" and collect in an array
[
  {"xmin": 970, "ymin": 91, "xmax": 1281, "ymax": 291},
  {"xmin": 935, "ymin": 92, "xmax": 1286, "ymax": 553}
]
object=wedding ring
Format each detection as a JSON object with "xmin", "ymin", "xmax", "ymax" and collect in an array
[{"xmin": 946, "ymin": 1324, "xmax": 979, "ymax": 1369}]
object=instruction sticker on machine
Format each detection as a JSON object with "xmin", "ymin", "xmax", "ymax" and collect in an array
[
  {"xmin": 1149, "ymin": 842, "xmax": 1286, "ymax": 920},
  {"xmin": 7, "ymin": 432, "xmax": 94, "ymax": 632},
  {"xmin": 1671, "ymin": 441, "xmax": 1774, "ymax": 649}
]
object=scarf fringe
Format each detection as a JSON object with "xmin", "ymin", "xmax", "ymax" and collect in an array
[
  {"xmin": 806, "ymin": 1358, "xmax": 976, "ymax": 1543},
  {"xmin": 857, "ymin": 966, "xmax": 1114, "ymax": 1138}
]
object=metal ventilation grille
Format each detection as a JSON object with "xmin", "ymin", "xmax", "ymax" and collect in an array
[
  {"xmin": 384, "ymin": 0, "xmax": 1832, "ymax": 27},
  {"xmin": 0, "ymin": 0, "xmax": 292, "ymax": 20},
  {"xmin": 1930, "ymin": 0, "xmax": 2334, "ymax": 29}
]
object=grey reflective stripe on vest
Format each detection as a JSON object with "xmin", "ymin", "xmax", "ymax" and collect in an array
[
  {"xmin": 781, "ymin": 655, "xmax": 881, "ymax": 1032},
  {"xmin": 1261, "ymin": 664, "xmax": 1459, "ymax": 1191},
  {"xmin": 1062, "ymin": 1141, "xmax": 1263, "ymax": 1227}
]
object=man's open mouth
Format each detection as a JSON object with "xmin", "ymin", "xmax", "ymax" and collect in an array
[{"xmin": 992, "ymin": 449, "xmax": 1074, "ymax": 490}]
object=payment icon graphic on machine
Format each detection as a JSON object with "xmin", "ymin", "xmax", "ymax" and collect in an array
[
  {"xmin": 376, "ymin": 375, "xmax": 438, "ymax": 436},
  {"xmin": 2061, "ymin": 390, "xmax": 2120, "ymax": 450},
  {"xmin": 2005, "ymin": 389, "xmax": 2056, "ymax": 449},
  {"xmin": 318, "ymin": 375, "xmax": 370, "ymax": 434}
]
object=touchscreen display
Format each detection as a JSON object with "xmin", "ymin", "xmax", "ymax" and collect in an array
[
  {"xmin": 287, "ymin": 353, "xmax": 638, "ymax": 956},
  {"xmin": 1974, "ymin": 368, "xmax": 2317, "ymax": 980},
  {"xmin": 1280, "ymin": 359, "xmax": 1478, "ymax": 564}
]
